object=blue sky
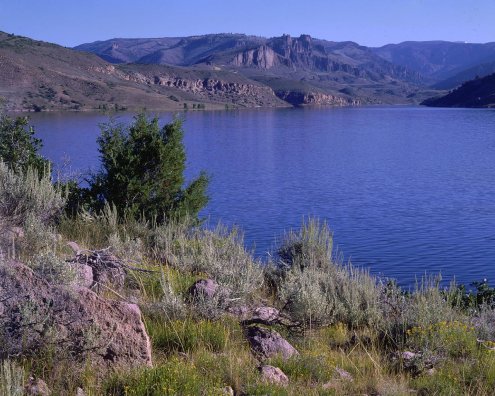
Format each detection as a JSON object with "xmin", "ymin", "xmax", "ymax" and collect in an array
[{"xmin": 1, "ymin": 0, "xmax": 493, "ymax": 47}]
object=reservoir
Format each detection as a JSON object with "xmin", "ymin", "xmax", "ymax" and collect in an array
[{"xmin": 27, "ymin": 106, "xmax": 495, "ymax": 287}]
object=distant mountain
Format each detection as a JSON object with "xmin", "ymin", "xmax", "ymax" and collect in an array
[
  {"xmin": 372, "ymin": 41, "xmax": 495, "ymax": 83},
  {"xmin": 75, "ymin": 33, "xmax": 437, "ymax": 105},
  {"xmin": 76, "ymin": 34, "xmax": 418, "ymax": 82},
  {"xmin": 75, "ymin": 34, "xmax": 423, "ymax": 81},
  {"xmin": 422, "ymin": 73, "xmax": 495, "ymax": 108}
]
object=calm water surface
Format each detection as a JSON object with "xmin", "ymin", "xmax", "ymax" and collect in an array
[{"xmin": 28, "ymin": 107, "xmax": 495, "ymax": 287}]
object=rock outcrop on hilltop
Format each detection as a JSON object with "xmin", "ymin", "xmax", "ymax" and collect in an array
[{"xmin": 231, "ymin": 34, "xmax": 356, "ymax": 73}]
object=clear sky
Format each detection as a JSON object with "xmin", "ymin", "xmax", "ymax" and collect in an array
[{"xmin": 1, "ymin": 0, "xmax": 494, "ymax": 47}]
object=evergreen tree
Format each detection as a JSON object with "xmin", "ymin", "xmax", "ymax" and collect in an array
[
  {"xmin": 0, "ymin": 115, "xmax": 50, "ymax": 174},
  {"xmin": 90, "ymin": 113, "xmax": 208, "ymax": 223}
]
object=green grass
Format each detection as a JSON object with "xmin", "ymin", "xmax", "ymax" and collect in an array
[
  {"xmin": 146, "ymin": 317, "xmax": 240, "ymax": 355},
  {"xmin": 105, "ymin": 357, "xmax": 220, "ymax": 396}
]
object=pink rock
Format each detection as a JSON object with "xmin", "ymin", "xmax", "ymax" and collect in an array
[
  {"xmin": 252, "ymin": 306, "xmax": 280, "ymax": 322},
  {"xmin": 188, "ymin": 279, "xmax": 219, "ymax": 299},
  {"xmin": 25, "ymin": 377, "xmax": 50, "ymax": 396},
  {"xmin": 260, "ymin": 365, "xmax": 289, "ymax": 385},
  {"xmin": 334, "ymin": 367, "xmax": 353, "ymax": 381},
  {"xmin": 0, "ymin": 260, "xmax": 152, "ymax": 371},
  {"xmin": 68, "ymin": 263, "xmax": 94, "ymax": 288},
  {"xmin": 246, "ymin": 325, "xmax": 298, "ymax": 360}
]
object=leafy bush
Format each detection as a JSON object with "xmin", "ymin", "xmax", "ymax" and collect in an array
[
  {"xmin": 378, "ymin": 277, "xmax": 467, "ymax": 350},
  {"xmin": 412, "ymin": 357, "xmax": 495, "ymax": 395},
  {"xmin": 278, "ymin": 263, "xmax": 382, "ymax": 328},
  {"xmin": 0, "ymin": 115, "xmax": 49, "ymax": 174},
  {"xmin": 139, "ymin": 270, "xmax": 190, "ymax": 321},
  {"xmin": 89, "ymin": 113, "xmax": 209, "ymax": 223},
  {"xmin": 152, "ymin": 221, "xmax": 264, "ymax": 300},
  {"xmin": 472, "ymin": 306, "xmax": 495, "ymax": 340},
  {"xmin": 450, "ymin": 280, "xmax": 495, "ymax": 310},
  {"xmin": 277, "ymin": 218, "xmax": 333, "ymax": 270},
  {"xmin": 404, "ymin": 283, "xmax": 463, "ymax": 330}
]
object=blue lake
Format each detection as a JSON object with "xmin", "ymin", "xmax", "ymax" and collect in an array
[{"xmin": 27, "ymin": 106, "xmax": 495, "ymax": 287}]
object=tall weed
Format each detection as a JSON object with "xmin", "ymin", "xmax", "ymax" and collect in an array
[{"xmin": 0, "ymin": 360, "xmax": 25, "ymax": 396}]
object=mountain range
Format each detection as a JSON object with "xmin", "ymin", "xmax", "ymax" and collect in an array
[{"xmin": 1, "ymin": 31, "xmax": 495, "ymax": 112}]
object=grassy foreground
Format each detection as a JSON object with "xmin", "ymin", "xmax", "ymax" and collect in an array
[{"xmin": 2, "ymin": 166, "xmax": 495, "ymax": 395}]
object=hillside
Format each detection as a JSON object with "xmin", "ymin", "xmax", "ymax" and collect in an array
[
  {"xmin": 432, "ymin": 60, "xmax": 495, "ymax": 90},
  {"xmin": 0, "ymin": 32, "xmax": 287, "ymax": 111},
  {"xmin": 422, "ymin": 72, "xmax": 495, "ymax": 107},
  {"xmin": 2, "ymin": 32, "xmax": 464, "ymax": 112}
]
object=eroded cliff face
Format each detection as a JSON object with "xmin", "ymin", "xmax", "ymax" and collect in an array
[
  {"xmin": 275, "ymin": 90, "xmax": 361, "ymax": 106},
  {"xmin": 224, "ymin": 34, "xmax": 422, "ymax": 84},
  {"xmin": 86, "ymin": 64, "xmax": 361, "ymax": 108},
  {"xmin": 231, "ymin": 46, "xmax": 280, "ymax": 69},
  {"xmin": 226, "ymin": 34, "xmax": 354, "ymax": 73},
  {"xmin": 228, "ymin": 35, "xmax": 320, "ymax": 70},
  {"xmin": 88, "ymin": 65, "xmax": 288, "ymax": 107}
]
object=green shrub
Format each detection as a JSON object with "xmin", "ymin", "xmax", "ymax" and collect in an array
[
  {"xmin": 0, "ymin": 115, "xmax": 49, "ymax": 174},
  {"xmin": 449, "ymin": 280, "xmax": 495, "ymax": 310},
  {"xmin": 378, "ymin": 277, "xmax": 467, "ymax": 350},
  {"xmin": 276, "ymin": 261, "xmax": 382, "ymax": 329},
  {"xmin": 472, "ymin": 306, "xmax": 495, "ymax": 341},
  {"xmin": 19, "ymin": 213, "xmax": 58, "ymax": 259},
  {"xmin": 274, "ymin": 219, "xmax": 382, "ymax": 328},
  {"xmin": 28, "ymin": 251, "xmax": 75, "ymax": 284},
  {"xmin": 407, "ymin": 320, "xmax": 478, "ymax": 358},
  {"xmin": 139, "ymin": 269, "xmax": 192, "ymax": 321},
  {"xmin": 152, "ymin": 222, "xmax": 264, "ymax": 300},
  {"xmin": 269, "ymin": 353, "xmax": 333, "ymax": 384},
  {"xmin": 89, "ymin": 113, "xmax": 209, "ymax": 224},
  {"xmin": 277, "ymin": 218, "xmax": 333, "ymax": 270},
  {"xmin": 0, "ymin": 162, "xmax": 65, "ymax": 227},
  {"xmin": 192, "ymin": 348, "xmax": 259, "ymax": 394},
  {"xmin": 412, "ymin": 357, "xmax": 495, "ymax": 395}
]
